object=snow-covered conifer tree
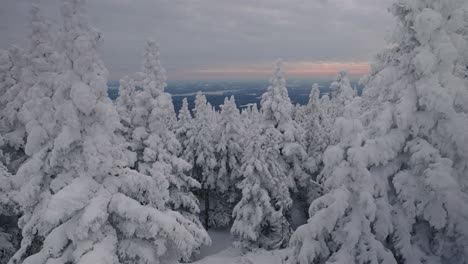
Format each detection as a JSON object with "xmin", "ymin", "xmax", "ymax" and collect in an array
[
  {"xmin": 184, "ymin": 92, "xmax": 219, "ymax": 228},
  {"xmin": 126, "ymin": 40, "xmax": 208, "ymax": 248},
  {"xmin": 0, "ymin": 6, "xmax": 60, "ymax": 262},
  {"xmin": 298, "ymin": 84, "xmax": 331, "ymax": 201},
  {"xmin": 0, "ymin": 50, "xmax": 18, "ymax": 115},
  {"xmin": 232, "ymin": 61, "xmax": 305, "ymax": 250},
  {"xmin": 215, "ymin": 96, "xmax": 243, "ymax": 189},
  {"xmin": 289, "ymin": 1, "xmax": 468, "ymax": 263},
  {"xmin": 115, "ymin": 75, "xmax": 136, "ymax": 136},
  {"xmin": 144, "ymin": 41, "xmax": 204, "ymax": 225},
  {"xmin": 131, "ymin": 40, "xmax": 170, "ymax": 159},
  {"xmin": 0, "ymin": 46, "xmax": 28, "ymax": 172},
  {"xmin": 0, "ymin": 49, "xmax": 19, "ymax": 167},
  {"xmin": 232, "ymin": 117, "xmax": 292, "ymax": 250},
  {"xmin": 175, "ymin": 97, "xmax": 192, "ymax": 151},
  {"xmin": 261, "ymin": 60, "xmax": 294, "ymax": 131},
  {"xmin": 319, "ymin": 93, "xmax": 332, "ymax": 118},
  {"xmin": 240, "ymin": 104, "xmax": 260, "ymax": 129},
  {"xmin": 207, "ymin": 96, "xmax": 245, "ymax": 226},
  {"xmin": 0, "ymin": 164, "xmax": 19, "ymax": 264},
  {"xmin": 1, "ymin": 5, "xmax": 65, "ymax": 173},
  {"xmin": 260, "ymin": 60, "xmax": 308, "ymax": 188},
  {"xmin": 9, "ymin": 2, "xmax": 208, "ymax": 263},
  {"xmin": 329, "ymin": 70, "xmax": 355, "ymax": 121}
]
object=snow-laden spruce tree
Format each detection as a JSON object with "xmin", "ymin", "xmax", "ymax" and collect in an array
[
  {"xmin": 0, "ymin": 6, "xmax": 60, "ymax": 262},
  {"xmin": 183, "ymin": 92, "xmax": 220, "ymax": 228},
  {"xmin": 329, "ymin": 70, "xmax": 355, "ymax": 122},
  {"xmin": 240, "ymin": 103, "xmax": 261, "ymax": 129},
  {"xmin": 140, "ymin": 41, "xmax": 205, "ymax": 230},
  {"xmin": 0, "ymin": 46, "xmax": 29, "ymax": 172},
  {"xmin": 0, "ymin": 164, "xmax": 19, "ymax": 264},
  {"xmin": 260, "ymin": 60, "xmax": 308, "ymax": 189},
  {"xmin": 0, "ymin": 50, "xmax": 18, "ymax": 116},
  {"xmin": 215, "ymin": 96, "xmax": 244, "ymax": 194},
  {"xmin": 124, "ymin": 40, "xmax": 209, "ymax": 249},
  {"xmin": 210, "ymin": 96, "xmax": 245, "ymax": 224},
  {"xmin": 232, "ymin": 112, "xmax": 292, "ymax": 250},
  {"xmin": 9, "ymin": 2, "xmax": 209, "ymax": 263},
  {"xmin": 0, "ymin": 46, "xmax": 26, "ymax": 128},
  {"xmin": 319, "ymin": 93, "xmax": 332, "ymax": 118},
  {"xmin": 1, "ymin": 5, "xmax": 67, "ymax": 174},
  {"xmin": 131, "ymin": 40, "xmax": 171, "ymax": 159},
  {"xmin": 175, "ymin": 97, "xmax": 192, "ymax": 151},
  {"xmin": 139, "ymin": 40, "xmax": 177, "ymax": 130},
  {"xmin": 0, "ymin": 49, "xmax": 19, "ymax": 168},
  {"xmin": 289, "ymin": 1, "xmax": 468, "ymax": 263},
  {"xmin": 299, "ymin": 84, "xmax": 331, "ymax": 202},
  {"xmin": 260, "ymin": 60, "xmax": 293, "ymax": 130},
  {"xmin": 232, "ymin": 62, "xmax": 304, "ymax": 250},
  {"xmin": 115, "ymin": 75, "xmax": 136, "ymax": 139}
]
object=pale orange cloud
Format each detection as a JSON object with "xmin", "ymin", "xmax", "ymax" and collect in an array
[{"xmin": 182, "ymin": 60, "xmax": 371, "ymax": 80}]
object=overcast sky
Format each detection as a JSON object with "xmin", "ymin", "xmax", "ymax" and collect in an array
[{"xmin": 0, "ymin": 0, "xmax": 394, "ymax": 80}]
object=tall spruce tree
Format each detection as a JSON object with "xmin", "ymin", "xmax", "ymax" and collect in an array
[
  {"xmin": 183, "ymin": 92, "xmax": 219, "ymax": 228},
  {"xmin": 9, "ymin": 2, "xmax": 209, "ymax": 263},
  {"xmin": 260, "ymin": 60, "xmax": 308, "ymax": 188},
  {"xmin": 289, "ymin": 1, "xmax": 468, "ymax": 263},
  {"xmin": 0, "ymin": 163, "xmax": 18, "ymax": 264},
  {"xmin": 232, "ymin": 61, "xmax": 301, "ymax": 250},
  {"xmin": 175, "ymin": 97, "xmax": 192, "ymax": 152},
  {"xmin": 231, "ymin": 114, "xmax": 292, "ymax": 250},
  {"xmin": 209, "ymin": 96, "xmax": 245, "ymax": 226},
  {"xmin": 300, "ymin": 84, "xmax": 331, "ymax": 202},
  {"xmin": 115, "ymin": 75, "xmax": 136, "ymax": 138},
  {"xmin": 329, "ymin": 70, "xmax": 355, "ymax": 122}
]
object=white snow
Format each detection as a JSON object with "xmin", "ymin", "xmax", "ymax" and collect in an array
[
  {"xmin": 193, "ymin": 230, "xmax": 286, "ymax": 264},
  {"xmin": 70, "ymin": 81, "xmax": 97, "ymax": 115},
  {"xmin": 2, "ymin": 0, "xmax": 468, "ymax": 263}
]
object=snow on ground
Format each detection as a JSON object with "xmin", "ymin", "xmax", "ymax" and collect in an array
[{"xmin": 191, "ymin": 230, "xmax": 287, "ymax": 264}]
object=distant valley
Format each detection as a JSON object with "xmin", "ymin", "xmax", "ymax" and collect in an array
[{"xmin": 107, "ymin": 79, "xmax": 363, "ymax": 113}]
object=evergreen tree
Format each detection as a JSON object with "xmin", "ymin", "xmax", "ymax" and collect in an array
[
  {"xmin": 260, "ymin": 59, "xmax": 308, "ymax": 189},
  {"xmin": 0, "ymin": 49, "xmax": 19, "ymax": 120},
  {"xmin": 0, "ymin": 49, "xmax": 19, "ymax": 171},
  {"xmin": 215, "ymin": 96, "xmax": 244, "ymax": 192},
  {"xmin": 131, "ymin": 40, "xmax": 168, "ymax": 161},
  {"xmin": 232, "ymin": 116, "xmax": 292, "ymax": 250},
  {"xmin": 240, "ymin": 103, "xmax": 260, "ymax": 129},
  {"xmin": 0, "ymin": 6, "xmax": 60, "ymax": 262},
  {"xmin": 329, "ymin": 70, "xmax": 355, "ymax": 122},
  {"xmin": 175, "ymin": 97, "xmax": 192, "ymax": 152},
  {"xmin": 300, "ymin": 84, "xmax": 331, "ymax": 202},
  {"xmin": 115, "ymin": 75, "xmax": 136, "ymax": 138},
  {"xmin": 210, "ymin": 96, "xmax": 245, "ymax": 226},
  {"xmin": 128, "ymin": 40, "xmax": 209, "ymax": 251},
  {"xmin": 0, "ymin": 46, "xmax": 29, "ymax": 172},
  {"xmin": 0, "ymin": 164, "xmax": 19, "ymax": 264},
  {"xmin": 232, "ymin": 61, "xmax": 301, "ymax": 250},
  {"xmin": 9, "ymin": 2, "xmax": 208, "ymax": 263},
  {"xmin": 289, "ymin": 1, "xmax": 468, "ymax": 263},
  {"xmin": 319, "ymin": 93, "xmax": 332, "ymax": 119},
  {"xmin": 143, "ymin": 41, "xmax": 205, "ymax": 229},
  {"xmin": 184, "ymin": 92, "xmax": 219, "ymax": 228}
]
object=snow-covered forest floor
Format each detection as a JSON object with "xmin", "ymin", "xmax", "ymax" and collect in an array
[{"xmin": 193, "ymin": 230, "xmax": 285, "ymax": 264}]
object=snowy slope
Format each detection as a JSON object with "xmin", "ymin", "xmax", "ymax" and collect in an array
[{"xmin": 192, "ymin": 230, "xmax": 286, "ymax": 264}]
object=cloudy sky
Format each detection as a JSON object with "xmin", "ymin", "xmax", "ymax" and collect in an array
[{"xmin": 1, "ymin": 0, "xmax": 394, "ymax": 80}]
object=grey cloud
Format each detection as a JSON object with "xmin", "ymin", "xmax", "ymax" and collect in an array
[{"xmin": 0, "ymin": 0, "xmax": 394, "ymax": 79}]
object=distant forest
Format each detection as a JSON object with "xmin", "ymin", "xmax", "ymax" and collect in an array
[{"xmin": 107, "ymin": 79, "xmax": 364, "ymax": 113}]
